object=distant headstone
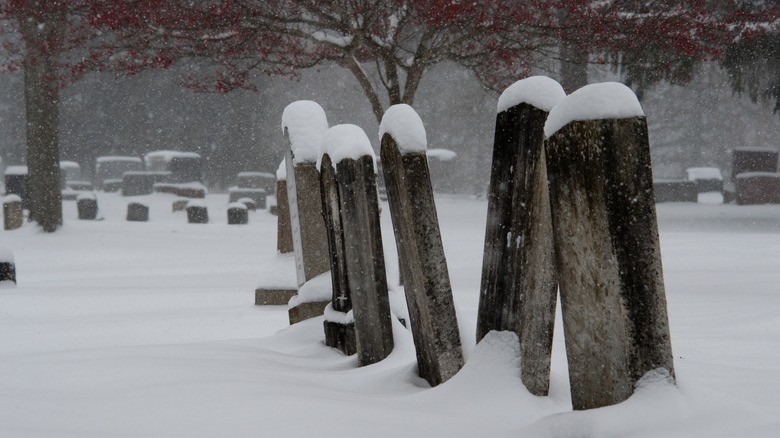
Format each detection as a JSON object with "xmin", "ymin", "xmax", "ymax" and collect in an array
[
  {"xmin": 4, "ymin": 166, "xmax": 28, "ymax": 208},
  {"xmin": 237, "ymin": 171, "xmax": 276, "ymax": 194},
  {"xmin": 186, "ymin": 201, "xmax": 209, "ymax": 224},
  {"xmin": 686, "ymin": 167, "xmax": 723, "ymax": 193},
  {"xmin": 3, "ymin": 195, "xmax": 23, "ymax": 230},
  {"xmin": 227, "ymin": 203, "xmax": 249, "ymax": 224},
  {"xmin": 477, "ymin": 77, "xmax": 564, "ymax": 396},
  {"xmin": 77, "ymin": 193, "xmax": 98, "ymax": 220},
  {"xmin": 122, "ymin": 171, "xmax": 171, "ymax": 196},
  {"xmin": 544, "ymin": 83, "xmax": 675, "ymax": 411},
  {"xmin": 652, "ymin": 180, "xmax": 698, "ymax": 203},
  {"xmin": 379, "ymin": 104, "xmax": 464, "ymax": 386},
  {"xmin": 172, "ymin": 198, "xmax": 189, "ymax": 212},
  {"xmin": 126, "ymin": 202, "xmax": 149, "ymax": 222},
  {"xmin": 154, "ymin": 182, "xmax": 206, "ymax": 198},
  {"xmin": 237, "ymin": 197, "xmax": 257, "ymax": 211},
  {"xmin": 736, "ymin": 172, "xmax": 780, "ymax": 205},
  {"xmin": 0, "ymin": 249, "xmax": 15, "ymax": 285},
  {"xmin": 732, "ymin": 148, "xmax": 778, "ymax": 181}
]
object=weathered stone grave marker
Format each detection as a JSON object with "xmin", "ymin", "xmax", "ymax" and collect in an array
[
  {"xmin": 3, "ymin": 195, "xmax": 23, "ymax": 230},
  {"xmin": 544, "ymin": 82, "xmax": 675, "ymax": 410},
  {"xmin": 379, "ymin": 104, "xmax": 464, "ymax": 386},
  {"xmin": 227, "ymin": 202, "xmax": 249, "ymax": 225},
  {"xmin": 323, "ymin": 124, "xmax": 394, "ymax": 365},
  {"xmin": 186, "ymin": 200, "xmax": 209, "ymax": 224},
  {"xmin": 77, "ymin": 193, "xmax": 98, "ymax": 220},
  {"xmin": 476, "ymin": 76, "xmax": 564, "ymax": 396},
  {"xmin": 126, "ymin": 202, "xmax": 149, "ymax": 222},
  {"xmin": 275, "ymin": 160, "xmax": 294, "ymax": 254},
  {"xmin": 0, "ymin": 248, "xmax": 15, "ymax": 285}
]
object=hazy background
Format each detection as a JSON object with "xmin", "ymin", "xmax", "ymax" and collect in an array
[{"xmin": 1, "ymin": 61, "xmax": 778, "ymax": 193}]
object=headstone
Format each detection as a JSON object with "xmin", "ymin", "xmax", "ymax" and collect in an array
[
  {"xmin": 227, "ymin": 203, "xmax": 249, "ymax": 224},
  {"xmin": 652, "ymin": 180, "xmax": 698, "ymax": 203},
  {"xmin": 228, "ymin": 188, "xmax": 266, "ymax": 208},
  {"xmin": 237, "ymin": 197, "xmax": 257, "ymax": 211},
  {"xmin": 154, "ymin": 182, "xmax": 206, "ymax": 198},
  {"xmin": 379, "ymin": 104, "xmax": 464, "ymax": 386},
  {"xmin": 95, "ymin": 156, "xmax": 143, "ymax": 190},
  {"xmin": 172, "ymin": 198, "xmax": 189, "ymax": 212},
  {"xmin": 77, "ymin": 193, "xmax": 98, "ymax": 220},
  {"xmin": 237, "ymin": 171, "xmax": 276, "ymax": 193},
  {"xmin": 275, "ymin": 161, "xmax": 294, "ymax": 254},
  {"xmin": 122, "ymin": 171, "xmax": 171, "ymax": 196},
  {"xmin": 686, "ymin": 167, "xmax": 723, "ymax": 193},
  {"xmin": 732, "ymin": 147, "xmax": 778, "ymax": 180},
  {"xmin": 186, "ymin": 201, "xmax": 209, "ymax": 224},
  {"xmin": 319, "ymin": 153, "xmax": 355, "ymax": 355},
  {"xmin": 0, "ymin": 248, "xmax": 15, "ymax": 285},
  {"xmin": 126, "ymin": 202, "xmax": 149, "ymax": 222},
  {"xmin": 544, "ymin": 83, "xmax": 675, "ymax": 411},
  {"xmin": 477, "ymin": 77, "xmax": 564, "ymax": 396},
  {"xmin": 4, "ymin": 166, "xmax": 28, "ymax": 208},
  {"xmin": 3, "ymin": 195, "xmax": 23, "ymax": 230},
  {"xmin": 736, "ymin": 172, "xmax": 780, "ymax": 204},
  {"xmin": 283, "ymin": 101, "xmax": 330, "ymax": 286}
]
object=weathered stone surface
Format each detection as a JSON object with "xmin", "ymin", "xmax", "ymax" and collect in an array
[
  {"xmin": 0, "ymin": 262, "xmax": 15, "ymax": 284},
  {"xmin": 285, "ymin": 146, "xmax": 329, "ymax": 286},
  {"xmin": 732, "ymin": 148, "xmax": 778, "ymax": 180},
  {"xmin": 337, "ymin": 155, "xmax": 394, "ymax": 366},
  {"xmin": 476, "ymin": 102, "xmax": 558, "ymax": 396},
  {"xmin": 186, "ymin": 205, "xmax": 208, "ymax": 224},
  {"xmin": 380, "ymin": 134, "xmax": 464, "ymax": 386},
  {"xmin": 227, "ymin": 206, "xmax": 249, "ymax": 225},
  {"xmin": 545, "ymin": 116, "xmax": 675, "ymax": 410},
  {"xmin": 288, "ymin": 300, "xmax": 329, "ymax": 325},
  {"xmin": 3, "ymin": 199, "xmax": 23, "ymax": 230},
  {"xmin": 126, "ymin": 202, "xmax": 149, "ymax": 222},
  {"xmin": 275, "ymin": 180, "xmax": 294, "ymax": 254},
  {"xmin": 77, "ymin": 197, "xmax": 98, "ymax": 220},
  {"xmin": 255, "ymin": 288, "xmax": 298, "ymax": 305},
  {"xmin": 319, "ymin": 154, "xmax": 351, "ymax": 314},
  {"xmin": 323, "ymin": 320, "xmax": 357, "ymax": 356},
  {"xmin": 653, "ymin": 180, "xmax": 698, "ymax": 203}
]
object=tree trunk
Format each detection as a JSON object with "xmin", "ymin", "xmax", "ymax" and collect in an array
[
  {"xmin": 20, "ymin": 13, "xmax": 63, "ymax": 232},
  {"xmin": 559, "ymin": 40, "xmax": 589, "ymax": 93}
]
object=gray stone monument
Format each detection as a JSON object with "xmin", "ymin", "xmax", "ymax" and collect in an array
[
  {"xmin": 186, "ymin": 200, "xmax": 208, "ymax": 224},
  {"xmin": 477, "ymin": 76, "xmax": 564, "ymax": 396},
  {"xmin": 3, "ymin": 195, "xmax": 23, "ymax": 230},
  {"xmin": 544, "ymin": 82, "xmax": 675, "ymax": 410},
  {"xmin": 127, "ymin": 202, "xmax": 149, "ymax": 222},
  {"xmin": 77, "ymin": 193, "xmax": 98, "ymax": 220},
  {"xmin": 379, "ymin": 104, "xmax": 464, "ymax": 386},
  {"xmin": 275, "ymin": 160, "xmax": 294, "ymax": 254},
  {"xmin": 326, "ymin": 124, "xmax": 394, "ymax": 365}
]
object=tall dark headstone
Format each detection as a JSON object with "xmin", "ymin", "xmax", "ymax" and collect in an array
[
  {"xmin": 544, "ymin": 82, "xmax": 675, "ymax": 410},
  {"xmin": 186, "ymin": 202, "xmax": 209, "ymax": 224},
  {"xmin": 379, "ymin": 104, "xmax": 464, "ymax": 386},
  {"xmin": 77, "ymin": 194, "xmax": 98, "ymax": 220},
  {"xmin": 476, "ymin": 77, "xmax": 564, "ymax": 396}
]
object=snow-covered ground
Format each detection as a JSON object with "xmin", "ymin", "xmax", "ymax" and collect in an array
[{"xmin": 1, "ymin": 192, "xmax": 778, "ymax": 437}]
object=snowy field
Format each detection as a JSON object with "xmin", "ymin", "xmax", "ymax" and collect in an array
[{"xmin": 1, "ymin": 191, "xmax": 779, "ymax": 437}]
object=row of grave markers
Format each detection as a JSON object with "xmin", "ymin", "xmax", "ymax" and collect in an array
[{"xmin": 259, "ymin": 75, "xmax": 674, "ymax": 410}]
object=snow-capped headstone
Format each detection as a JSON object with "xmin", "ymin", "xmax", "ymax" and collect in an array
[
  {"xmin": 0, "ymin": 248, "xmax": 15, "ymax": 285},
  {"xmin": 477, "ymin": 76, "xmax": 564, "ymax": 396},
  {"xmin": 379, "ymin": 104, "xmax": 463, "ymax": 386},
  {"xmin": 77, "ymin": 193, "xmax": 98, "ymax": 220},
  {"xmin": 126, "ymin": 201, "xmax": 149, "ymax": 222},
  {"xmin": 4, "ymin": 166, "xmax": 28, "ymax": 208},
  {"xmin": 326, "ymin": 124, "xmax": 393, "ymax": 365},
  {"xmin": 544, "ymin": 82, "xmax": 675, "ymax": 410},
  {"xmin": 282, "ymin": 101, "xmax": 330, "ymax": 287},
  {"xmin": 3, "ymin": 195, "xmax": 23, "ymax": 230},
  {"xmin": 227, "ymin": 202, "xmax": 249, "ymax": 225},
  {"xmin": 186, "ymin": 200, "xmax": 208, "ymax": 224},
  {"xmin": 731, "ymin": 147, "xmax": 778, "ymax": 182},
  {"xmin": 318, "ymin": 151, "xmax": 354, "ymax": 355}
]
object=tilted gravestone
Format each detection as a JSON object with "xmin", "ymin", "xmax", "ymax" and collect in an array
[
  {"xmin": 126, "ymin": 202, "xmax": 149, "ymax": 222},
  {"xmin": 0, "ymin": 248, "xmax": 15, "ymax": 285},
  {"xmin": 282, "ymin": 101, "xmax": 331, "ymax": 323},
  {"xmin": 324, "ymin": 124, "xmax": 394, "ymax": 365},
  {"xmin": 379, "ymin": 104, "xmax": 464, "ymax": 386},
  {"xmin": 544, "ymin": 82, "xmax": 675, "ymax": 410},
  {"xmin": 275, "ymin": 160, "xmax": 294, "ymax": 254},
  {"xmin": 319, "ymin": 153, "xmax": 355, "ymax": 355},
  {"xmin": 77, "ymin": 193, "xmax": 98, "ymax": 220},
  {"xmin": 3, "ymin": 195, "xmax": 23, "ymax": 230},
  {"xmin": 476, "ymin": 77, "xmax": 564, "ymax": 396}
]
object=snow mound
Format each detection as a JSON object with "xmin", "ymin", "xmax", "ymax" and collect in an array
[
  {"xmin": 282, "ymin": 101, "xmax": 329, "ymax": 164},
  {"xmin": 544, "ymin": 82, "xmax": 644, "ymax": 138},
  {"xmin": 497, "ymin": 76, "xmax": 566, "ymax": 113},
  {"xmin": 379, "ymin": 104, "xmax": 427, "ymax": 154},
  {"xmin": 276, "ymin": 160, "xmax": 286, "ymax": 181},
  {"xmin": 687, "ymin": 167, "xmax": 723, "ymax": 181},
  {"xmin": 3, "ymin": 194, "xmax": 22, "ymax": 203},
  {"xmin": 323, "ymin": 303, "xmax": 354, "ymax": 324},
  {"xmin": 426, "ymin": 149, "xmax": 457, "ymax": 162},
  {"xmin": 227, "ymin": 202, "xmax": 247, "ymax": 210},
  {"xmin": 76, "ymin": 192, "xmax": 97, "ymax": 201},
  {"xmin": 321, "ymin": 124, "xmax": 376, "ymax": 172},
  {"xmin": 0, "ymin": 247, "xmax": 14, "ymax": 263},
  {"xmin": 289, "ymin": 271, "xmax": 332, "ymax": 307}
]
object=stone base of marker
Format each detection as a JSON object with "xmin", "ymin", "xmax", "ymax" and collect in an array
[
  {"xmin": 323, "ymin": 320, "xmax": 357, "ymax": 356},
  {"xmin": 254, "ymin": 288, "xmax": 298, "ymax": 306},
  {"xmin": 653, "ymin": 180, "xmax": 698, "ymax": 203},
  {"xmin": 288, "ymin": 300, "xmax": 330, "ymax": 325},
  {"xmin": 187, "ymin": 203, "xmax": 208, "ymax": 224},
  {"xmin": 227, "ymin": 204, "xmax": 249, "ymax": 225},
  {"xmin": 77, "ymin": 196, "xmax": 98, "ymax": 220},
  {"xmin": 127, "ymin": 202, "xmax": 149, "ymax": 222},
  {"xmin": 3, "ymin": 197, "xmax": 23, "ymax": 230}
]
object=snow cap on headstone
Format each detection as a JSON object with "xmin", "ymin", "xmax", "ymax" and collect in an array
[
  {"xmin": 497, "ymin": 76, "xmax": 566, "ymax": 113},
  {"xmin": 3, "ymin": 194, "xmax": 22, "ymax": 203},
  {"xmin": 276, "ymin": 159, "xmax": 287, "ymax": 181},
  {"xmin": 544, "ymin": 82, "xmax": 644, "ymax": 138},
  {"xmin": 322, "ymin": 124, "xmax": 376, "ymax": 172},
  {"xmin": 379, "ymin": 104, "xmax": 427, "ymax": 154},
  {"xmin": 281, "ymin": 100, "xmax": 329, "ymax": 164}
]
